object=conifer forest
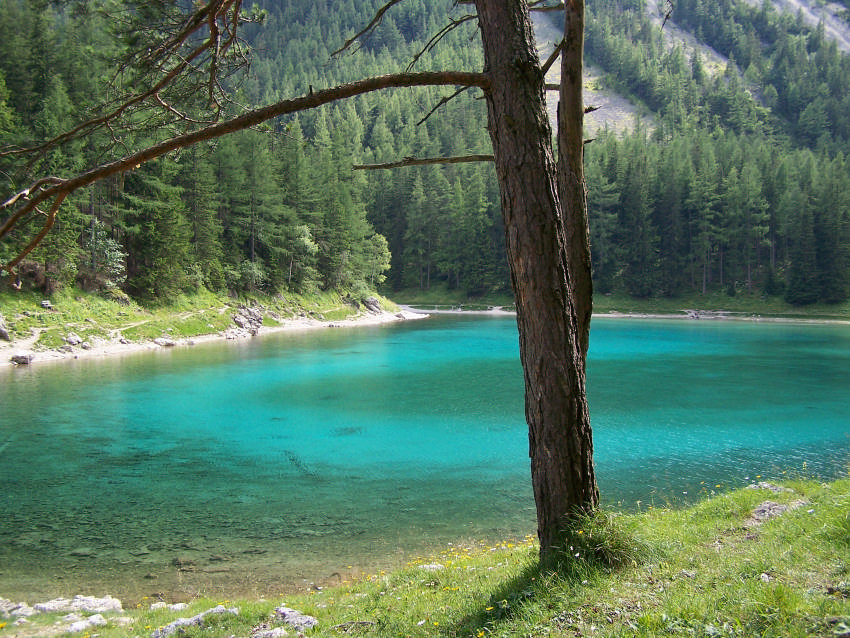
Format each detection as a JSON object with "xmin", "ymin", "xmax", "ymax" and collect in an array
[{"xmin": 1, "ymin": 0, "xmax": 849, "ymax": 305}]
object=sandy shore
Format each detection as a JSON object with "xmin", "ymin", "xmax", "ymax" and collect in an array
[{"xmin": 0, "ymin": 307, "xmax": 428, "ymax": 368}]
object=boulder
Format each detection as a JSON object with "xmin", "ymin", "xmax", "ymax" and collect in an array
[
  {"xmin": 65, "ymin": 332, "xmax": 83, "ymax": 346},
  {"xmin": 34, "ymin": 595, "xmax": 123, "ymax": 614},
  {"xmin": 0, "ymin": 316, "xmax": 10, "ymax": 341},
  {"xmin": 274, "ymin": 606, "xmax": 318, "ymax": 632},
  {"xmin": 153, "ymin": 337, "xmax": 176, "ymax": 347},
  {"xmin": 10, "ymin": 354, "xmax": 33, "ymax": 365},
  {"xmin": 67, "ymin": 613, "xmax": 107, "ymax": 633},
  {"xmin": 363, "ymin": 296, "xmax": 382, "ymax": 313},
  {"xmin": 232, "ymin": 306, "xmax": 264, "ymax": 336},
  {"xmin": 151, "ymin": 604, "xmax": 238, "ymax": 638}
]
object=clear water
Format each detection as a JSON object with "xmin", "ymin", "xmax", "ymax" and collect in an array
[{"xmin": 0, "ymin": 315, "xmax": 848, "ymax": 601}]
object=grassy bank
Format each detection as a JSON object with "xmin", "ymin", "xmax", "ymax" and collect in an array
[
  {"xmin": 6, "ymin": 479, "xmax": 848, "ymax": 637},
  {"xmin": 0, "ymin": 288, "xmax": 395, "ymax": 351},
  {"xmin": 393, "ymin": 285, "xmax": 850, "ymax": 322}
]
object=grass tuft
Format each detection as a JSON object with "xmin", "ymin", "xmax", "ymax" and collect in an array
[{"xmin": 554, "ymin": 509, "xmax": 655, "ymax": 576}]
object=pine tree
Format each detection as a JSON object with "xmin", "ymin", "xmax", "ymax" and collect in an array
[{"xmin": 117, "ymin": 159, "xmax": 192, "ymax": 300}]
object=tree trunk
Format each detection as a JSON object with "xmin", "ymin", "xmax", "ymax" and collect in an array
[
  {"xmin": 558, "ymin": 0, "xmax": 593, "ymax": 360},
  {"xmin": 475, "ymin": 0, "xmax": 598, "ymax": 560}
]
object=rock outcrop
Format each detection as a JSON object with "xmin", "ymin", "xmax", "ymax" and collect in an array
[
  {"xmin": 363, "ymin": 296, "xmax": 382, "ymax": 313},
  {"xmin": 225, "ymin": 305, "xmax": 264, "ymax": 338}
]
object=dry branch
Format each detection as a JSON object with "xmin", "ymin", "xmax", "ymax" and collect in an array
[
  {"xmin": 331, "ymin": 0, "xmax": 406, "ymax": 57},
  {"xmin": 1, "ymin": 71, "xmax": 488, "ymax": 274},
  {"xmin": 352, "ymin": 154, "xmax": 494, "ymax": 170}
]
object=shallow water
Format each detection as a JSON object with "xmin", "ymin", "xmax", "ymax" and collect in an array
[{"xmin": 0, "ymin": 315, "xmax": 848, "ymax": 601}]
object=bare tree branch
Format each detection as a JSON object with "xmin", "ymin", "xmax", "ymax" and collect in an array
[
  {"xmin": 541, "ymin": 39, "xmax": 564, "ymax": 76},
  {"xmin": 0, "ymin": 0, "xmax": 258, "ymax": 167},
  {"xmin": 406, "ymin": 14, "xmax": 478, "ymax": 72},
  {"xmin": 1, "ymin": 71, "xmax": 489, "ymax": 275},
  {"xmin": 416, "ymin": 86, "xmax": 473, "ymax": 125},
  {"xmin": 352, "ymin": 154, "xmax": 494, "ymax": 170},
  {"xmin": 331, "ymin": 0, "xmax": 406, "ymax": 57},
  {"xmin": 3, "ymin": 193, "xmax": 66, "ymax": 282}
]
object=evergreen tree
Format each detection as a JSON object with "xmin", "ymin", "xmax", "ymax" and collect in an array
[
  {"xmin": 117, "ymin": 159, "xmax": 192, "ymax": 300},
  {"xmin": 177, "ymin": 145, "xmax": 225, "ymax": 291}
]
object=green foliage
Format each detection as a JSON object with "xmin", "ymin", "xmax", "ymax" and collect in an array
[
  {"xmin": 551, "ymin": 509, "xmax": 653, "ymax": 577},
  {"xmin": 3, "ymin": 0, "xmax": 850, "ymax": 306}
]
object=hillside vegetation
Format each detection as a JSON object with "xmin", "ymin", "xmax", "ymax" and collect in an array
[{"xmin": 1, "ymin": 0, "xmax": 849, "ymax": 308}]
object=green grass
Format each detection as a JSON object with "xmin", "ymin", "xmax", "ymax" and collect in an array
[
  {"xmin": 592, "ymin": 291, "xmax": 850, "ymax": 322},
  {"xmin": 6, "ymin": 479, "xmax": 848, "ymax": 637},
  {"xmin": 0, "ymin": 288, "xmax": 393, "ymax": 350}
]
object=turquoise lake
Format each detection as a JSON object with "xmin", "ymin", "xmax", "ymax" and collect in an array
[{"xmin": 1, "ymin": 315, "xmax": 848, "ymax": 601}]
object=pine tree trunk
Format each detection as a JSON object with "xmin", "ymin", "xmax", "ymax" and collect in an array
[{"xmin": 475, "ymin": 0, "xmax": 598, "ymax": 561}]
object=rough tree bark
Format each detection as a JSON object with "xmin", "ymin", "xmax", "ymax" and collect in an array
[{"xmin": 475, "ymin": 0, "xmax": 598, "ymax": 559}]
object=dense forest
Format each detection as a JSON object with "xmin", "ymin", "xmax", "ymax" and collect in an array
[{"xmin": 0, "ymin": 0, "xmax": 849, "ymax": 305}]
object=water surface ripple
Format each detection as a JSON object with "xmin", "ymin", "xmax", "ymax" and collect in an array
[{"xmin": 1, "ymin": 315, "xmax": 847, "ymax": 600}]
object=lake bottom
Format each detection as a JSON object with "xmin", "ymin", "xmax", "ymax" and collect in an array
[{"xmin": 2, "ymin": 316, "xmax": 848, "ymax": 601}]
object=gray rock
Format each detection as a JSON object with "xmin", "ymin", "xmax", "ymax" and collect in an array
[
  {"xmin": 153, "ymin": 337, "xmax": 176, "ymax": 347},
  {"xmin": 746, "ymin": 481, "xmax": 793, "ymax": 494},
  {"xmin": 0, "ymin": 316, "xmax": 9, "ymax": 341},
  {"xmin": 363, "ymin": 296, "xmax": 382, "ymax": 313},
  {"xmin": 274, "ymin": 606, "xmax": 318, "ymax": 631},
  {"xmin": 65, "ymin": 332, "xmax": 83, "ymax": 345},
  {"xmin": 34, "ymin": 595, "xmax": 123, "ymax": 614},
  {"xmin": 232, "ymin": 306, "xmax": 264, "ymax": 336},
  {"xmin": 0, "ymin": 600, "xmax": 35, "ymax": 617},
  {"xmin": 67, "ymin": 613, "xmax": 107, "ymax": 633},
  {"xmin": 10, "ymin": 353, "xmax": 33, "ymax": 365},
  {"xmin": 57, "ymin": 344, "xmax": 74, "ymax": 353},
  {"xmin": 10, "ymin": 603, "xmax": 36, "ymax": 617},
  {"xmin": 150, "ymin": 604, "xmax": 238, "ymax": 638}
]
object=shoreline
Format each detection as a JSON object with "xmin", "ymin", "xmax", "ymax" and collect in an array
[
  {"xmin": 404, "ymin": 304, "xmax": 850, "ymax": 325},
  {"xmin": 5, "ymin": 304, "xmax": 849, "ymax": 368},
  {"xmin": 0, "ymin": 307, "xmax": 428, "ymax": 368}
]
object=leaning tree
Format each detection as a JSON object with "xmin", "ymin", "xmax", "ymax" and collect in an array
[{"xmin": 0, "ymin": 0, "xmax": 598, "ymax": 561}]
